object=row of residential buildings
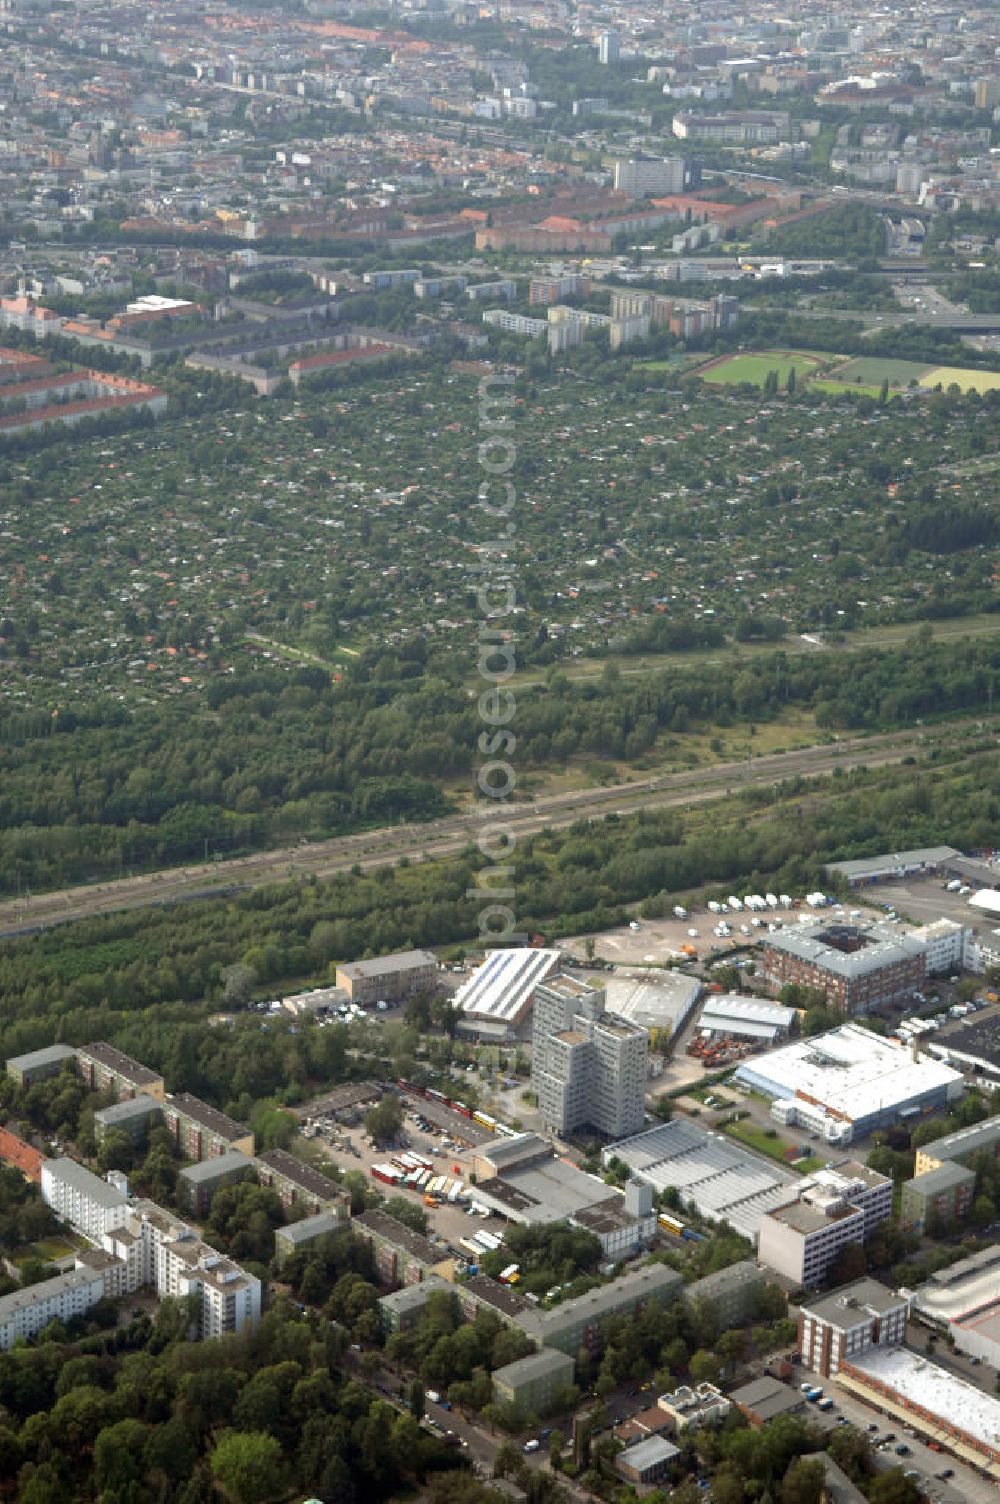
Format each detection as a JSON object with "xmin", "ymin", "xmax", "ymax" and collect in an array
[
  {"xmin": 0, "ymin": 342, "xmax": 166, "ymax": 437},
  {"xmin": 0, "ymin": 1157, "xmax": 265, "ymax": 1350},
  {"xmin": 483, "ymin": 289, "xmax": 739, "ymax": 354},
  {"xmin": 8, "ymin": 1040, "xmax": 351, "ymax": 1220}
]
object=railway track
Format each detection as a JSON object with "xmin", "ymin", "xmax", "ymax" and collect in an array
[{"xmin": 0, "ymin": 722, "xmax": 987, "ymax": 940}]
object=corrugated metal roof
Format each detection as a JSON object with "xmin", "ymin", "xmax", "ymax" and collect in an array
[{"xmin": 455, "ymin": 948, "xmax": 561, "ymax": 1022}]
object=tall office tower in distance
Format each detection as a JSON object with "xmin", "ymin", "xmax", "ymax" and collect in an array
[{"xmin": 597, "ymin": 29, "xmax": 620, "ymax": 65}]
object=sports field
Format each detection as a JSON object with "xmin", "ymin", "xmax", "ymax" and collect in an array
[
  {"xmin": 827, "ymin": 356, "xmax": 932, "ymax": 387},
  {"xmin": 694, "ymin": 350, "xmax": 827, "ymax": 387},
  {"xmin": 685, "ymin": 349, "xmax": 1000, "ymax": 398},
  {"xmin": 919, "ymin": 366, "xmax": 1000, "ymax": 394},
  {"xmin": 820, "ymin": 357, "xmax": 1000, "ymax": 395},
  {"xmin": 810, "ymin": 379, "xmax": 881, "ymax": 398}
]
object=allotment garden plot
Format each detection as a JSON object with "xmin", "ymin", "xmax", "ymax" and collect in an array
[{"xmin": 1, "ymin": 361, "xmax": 998, "ymax": 718}]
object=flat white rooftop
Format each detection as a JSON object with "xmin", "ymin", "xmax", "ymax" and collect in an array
[
  {"xmin": 597, "ymin": 967, "xmax": 700, "ymax": 1036},
  {"xmin": 735, "ymin": 1024, "xmax": 962, "ymax": 1123},
  {"xmin": 846, "ymin": 1347, "xmax": 1000, "ymax": 1451},
  {"xmin": 455, "ymin": 948, "xmax": 560, "ymax": 1024}
]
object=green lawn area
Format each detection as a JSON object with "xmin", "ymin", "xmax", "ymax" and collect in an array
[
  {"xmin": 827, "ymin": 356, "xmax": 933, "ymax": 387},
  {"xmin": 697, "ymin": 350, "xmax": 827, "ymax": 388},
  {"xmin": 14, "ymin": 1236, "xmax": 80, "ymax": 1266},
  {"xmin": 692, "ymin": 351, "xmax": 1000, "ymax": 400},
  {"xmin": 810, "ymin": 379, "xmax": 881, "ymax": 398},
  {"xmin": 724, "ymin": 1118, "xmax": 822, "ymax": 1173}
]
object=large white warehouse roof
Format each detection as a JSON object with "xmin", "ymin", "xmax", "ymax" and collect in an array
[
  {"xmin": 600, "ymin": 968, "xmax": 701, "ymax": 1036},
  {"xmin": 735, "ymin": 1024, "xmax": 963, "ymax": 1125},
  {"xmin": 602, "ymin": 1119, "xmax": 797, "ymax": 1243},
  {"xmin": 846, "ymin": 1347, "xmax": 1000, "ymax": 1456}
]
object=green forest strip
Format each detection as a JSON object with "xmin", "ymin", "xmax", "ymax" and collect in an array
[
  {"xmin": 1, "ymin": 632, "xmax": 999, "ymax": 899},
  {"xmin": 0, "ymin": 736, "xmax": 996, "ymax": 1092}
]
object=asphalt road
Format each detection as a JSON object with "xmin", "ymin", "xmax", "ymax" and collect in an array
[
  {"xmin": 364, "ymin": 1349, "xmax": 1000, "ymax": 1504},
  {"xmin": 0, "ymin": 722, "xmax": 978, "ymax": 940},
  {"xmin": 351, "ymin": 1353, "xmax": 592, "ymax": 1500},
  {"xmin": 779, "ymin": 304, "xmax": 1000, "ymax": 334}
]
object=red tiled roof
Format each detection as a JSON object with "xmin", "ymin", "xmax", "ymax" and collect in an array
[{"xmin": 0, "ymin": 1126, "xmax": 43, "ymax": 1182}]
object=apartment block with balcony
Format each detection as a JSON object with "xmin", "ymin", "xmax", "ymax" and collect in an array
[
  {"xmin": 255, "ymin": 1148, "xmax": 349, "ymax": 1218},
  {"xmin": 275, "ymin": 1211, "xmax": 349, "ymax": 1269},
  {"xmin": 94, "ymin": 1093, "xmax": 163, "ymax": 1147},
  {"xmin": 913, "ymin": 1114, "xmax": 1000, "ymax": 1177},
  {"xmin": 162, "ymin": 1093, "xmax": 254, "ymax": 1161},
  {"xmin": 128, "ymin": 1199, "xmax": 260, "ymax": 1339},
  {"xmin": 516, "ymin": 1263, "xmax": 683, "ymax": 1356},
  {"xmin": 5, "ymin": 1043, "xmax": 77, "ymax": 1087},
  {"xmin": 685, "ymin": 1261, "xmax": 766, "ymax": 1329},
  {"xmin": 0, "ymin": 1268, "xmax": 106, "ymax": 1351},
  {"xmin": 41, "ymin": 1157, "xmax": 130, "ymax": 1243},
  {"xmin": 177, "ymin": 1150, "xmax": 256, "ymax": 1216},
  {"xmin": 492, "ymin": 1347, "xmax": 576, "ymax": 1411},
  {"xmin": 613, "ymin": 155, "xmax": 689, "ymax": 196},
  {"xmin": 76, "ymin": 1041, "xmax": 165, "ymax": 1102},
  {"xmin": 901, "ymin": 1161, "xmax": 976, "ymax": 1233},
  {"xmin": 353, "ymin": 1208, "xmax": 454, "ymax": 1287},
  {"xmin": 41, "ymin": 1155, "xmax": 261, "ymax": 1340}
]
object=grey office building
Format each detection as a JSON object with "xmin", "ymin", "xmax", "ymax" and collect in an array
[{"xmin": 532, "ymin": 976, "xmax": 648, "ymax": 1140}]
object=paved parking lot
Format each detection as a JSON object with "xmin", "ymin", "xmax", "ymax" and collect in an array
[
  {"xmin": 308, "ymin": 1106, "xmax": 509, "ymax": 1254},
  {"xmin": 562, "ymin": 914, "xmax": 741, "ymax": 966},
  {"xmin": 792, "ymin": 1366, "xmax": 999, "ymax": 1504},
  {"xmin": 399, "ymin": 1091, "xmax": 495, "ymax": 1147},
  {"xmin": 856, "ymin": 876, "xmax": 983, "ymax": 933}
]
